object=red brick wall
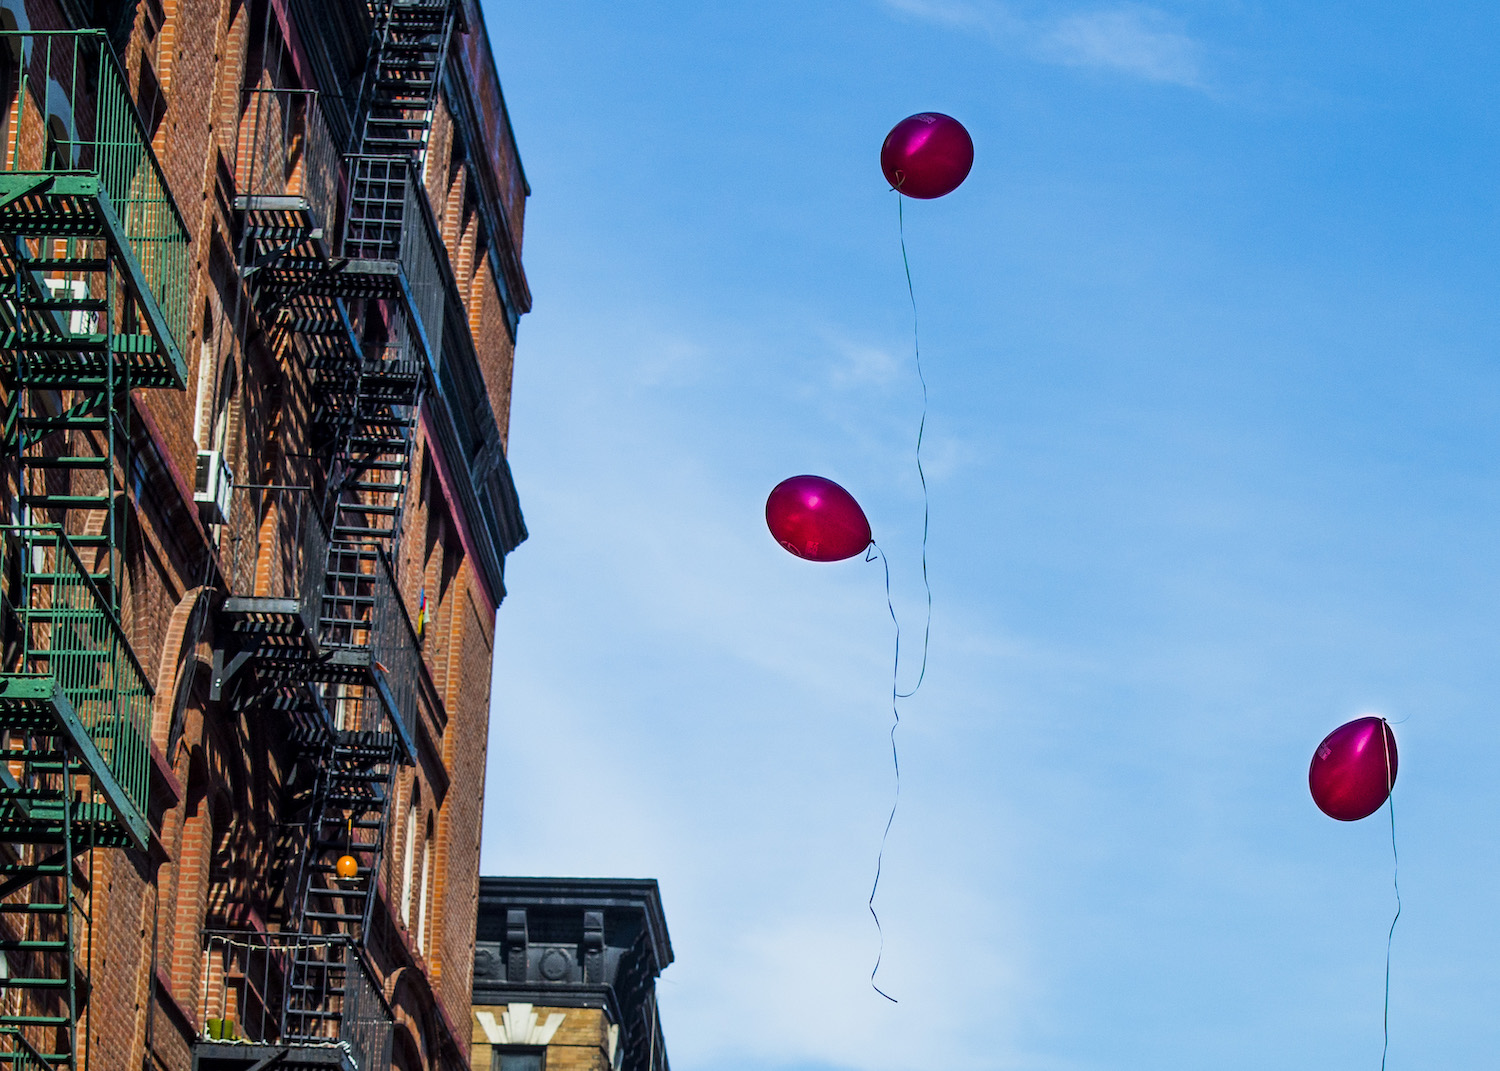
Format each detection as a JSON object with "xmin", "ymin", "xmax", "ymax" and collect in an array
[{"xmin": 0, "ymin": 2, "xmax": 527, "ymax": 1068}]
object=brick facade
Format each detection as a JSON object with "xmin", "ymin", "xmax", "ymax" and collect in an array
[{"xmin": 0, "ymin": 0, "xmax": 529, "ymax": 1068}]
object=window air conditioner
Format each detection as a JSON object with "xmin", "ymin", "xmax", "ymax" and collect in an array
[{"xmin": 194, "ymin": 449, "xmax": 233, "ymax": 525}]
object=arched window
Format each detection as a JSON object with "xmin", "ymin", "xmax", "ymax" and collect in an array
[
  {"xmin": 43, "ymin": 77, "xmax": 74, "ymax": 170},
  {"xmin": 193, "ymin": 305, "xmax": 215, "ymax": 449},
  {"xmin": 416, "ymin": 813, "xmax": 433, "ymax": 951},
  {"xmin": 0, "ymin": 8, "xmax": 24, "ymax": 169},
  {"xmin": 400, "ymin": 785, "xmax": 419, "ymax": 927}
]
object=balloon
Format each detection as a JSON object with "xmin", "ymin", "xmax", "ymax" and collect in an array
[
  {"xmin": 336, "ymin": 854, "xmax": 359, "ymax": 879},
  {"xmin": 880, "ymin": 113, "xmax": 974, "ymax": 199},
  {"xmin": 1309, "ymin": 717, "xmax": 1398, "ymax": 821},
  {"xmin": 766, "ymin": 475, "xmax": 872, "ymax": 562}
]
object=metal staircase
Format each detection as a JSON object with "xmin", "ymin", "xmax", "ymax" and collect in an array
[
  {"xmin": 351, "ymin": 0, "xmax": 458, "ymax": 163},
  {"xmin": 0, "ymin": 29, "xmax": 189, "ymax": 1071},
  {"xmin": 229, "ymin": 0, "xmax": 452, "ymax": 928}
]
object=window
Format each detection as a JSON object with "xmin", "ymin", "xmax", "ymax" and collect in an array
[
  {"xmin": 416, "ymin": 815, "xmax": 432, "ymax": 950},
  {"xmin": 400, "ymin": 791, "xmax": 418, "ymax": 927},
  {"xmin": 491, "ymin": 1049, "xmax": 544, "ymax": 1071}
]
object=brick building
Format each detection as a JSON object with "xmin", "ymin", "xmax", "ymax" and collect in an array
[
  {"xmin": 0, "ymin": 0, "xmax": 529, "ymax": 1069},
  {"xmin": 470, "ymin": 879, "xmax": 672, "ymax": 1071}
]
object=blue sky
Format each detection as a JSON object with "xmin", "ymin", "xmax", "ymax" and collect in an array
[{"xmin": 478, "ymin": 2, "xmax": 1500, "ymax": 1068}]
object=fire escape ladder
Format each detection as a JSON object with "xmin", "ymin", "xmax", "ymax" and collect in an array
[
  {"xmin": 352, "ymin": 0, "xmax": 458, "ymax": 164},
  {"xmin": 0, "ymin": 728, "xmax": 81, "ymax": 1071},
  {"xmin": 278, "ymin": 0, "xmax": 457, "ymax": 945},
  {"xmin": 0, "ymin": 29, "xmax": 188, "ymax": 1071},
  {"xmin": 285, "ymin": 730, "xmax": 396, "ymax": 950},
  {"xmin": 213, "ymin": 11, "xmax": 450, "ymax": 1059},
  {"xmin": 7, "ymin": 244, "xmax": 122, "ymax": 596}
]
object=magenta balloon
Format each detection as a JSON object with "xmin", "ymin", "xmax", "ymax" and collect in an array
[
  {"xmin": 880, "ymin": 112, "xmax": 974, "ymax": 199},
  {"xmin": 765, "ymin": 475, "xmax": 872, "ymax": 562},
  {"xmin": 1308, "ymin": 717, "xmax": 1398, "ymax": 821}
]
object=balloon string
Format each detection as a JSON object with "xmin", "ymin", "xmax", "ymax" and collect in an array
[
  {"xmin": 895, "ymin": 192, "xmax": 931, "ymax": 700},
  {"xmin": 864, "ymin": 541, "xmax": 901, "ymax": 1003},
  {"xmin": 1381, "ymin": 722, "xmax": 1400, "ymax": 1071}
]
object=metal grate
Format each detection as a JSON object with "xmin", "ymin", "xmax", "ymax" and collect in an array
[
  {"xmin": 2, "ymin": 524, "xmax": 152, "ymax": 825},
  {"xmin": 319, "ymin": 542, "xmax": 419, "ymax": 746},
  {"xmin": 237, "ymin": 89, "xmax": 340, "ymax": 227},
  {"xmin": 224, "ymin": 485, "xmax": 331, "ymax": 628},
  {"xmin": 199, "ymin": 931, "xmax": 394, "ymax": 1071},
  {"xmin": 0, "ymin": 30, "xmax": 191, "ymax": 356}
]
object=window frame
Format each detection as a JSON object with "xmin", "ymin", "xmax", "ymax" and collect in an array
[{"xmin": 490, "ymin": 1045, "xmax": 546, "ymax": 1071}]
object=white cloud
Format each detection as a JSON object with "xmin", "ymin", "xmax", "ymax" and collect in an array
[
  {"xmin": 1039, "ymin": 7, "xmax": 1203, "ymax": 86},
  {"xmin": 825, "ymin": 332, "xmax": 903, "ymax": 390},
  {"xmin": 881, "ymin": 0, "xmax": 1015, "ymax": 31},
  {"xmin": 879, "ymin": 0, "xmax": 1206, "ymax": 88}
]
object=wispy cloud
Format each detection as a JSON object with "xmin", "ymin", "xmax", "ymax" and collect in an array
[
  {"xmin": 882, "ymin": 0, "xmax": 1000, "ymax": 29},
  {"xmin": 880, "ymin": 0, "xmax": 1206, "ymax": 88},
  {"xmin": 1039, "ymin": 7, "xmax": 1202, "ymax": 86},
  {"xmin": 823, "ymin": 331, "xmax": 903, "ymax": 390}
]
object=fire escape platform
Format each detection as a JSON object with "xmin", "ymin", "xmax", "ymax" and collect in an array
[
  {"xmin": 223, "ymin": 595, "xmax": 318, "ymax": 637},
  {"xmin": 0, "ymin": 172, "xmax": 188, "ymax": 390},
  {"xmin": 192, "ymin": 1040, "xmax": 361, "ymax": 1071},
  {"xmin": 0, "ymin": 676, "xmax": 150, "ymax": 851},
  {"xmin": 255, "ymin": 259, "xmax": 402, "ymax": 297},
  {"xmin": 235, "ymin": 193, "xmax": 325, "ymax": 216},
  {"xmin": 212, "ymin": 632, "xmax": 416, "ymax": 764}
]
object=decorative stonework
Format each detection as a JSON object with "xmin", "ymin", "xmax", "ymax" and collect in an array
[{"xmin": 475, "ymin": 1003, "xmax": 566, "ymax": 1046}]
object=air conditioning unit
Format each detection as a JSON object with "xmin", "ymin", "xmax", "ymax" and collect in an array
[{"xmin": 194, "ymin": 449, "xmax": 233, "ymax": 525}]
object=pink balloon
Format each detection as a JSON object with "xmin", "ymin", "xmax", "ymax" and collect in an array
[
  {"xmin": 1309, "ymin": 717, "xmax": 1398, "ymax": 821},
  {"xmin": 880, "ymin": 112, "xmax": 974, "ymax": 199},
  {"xmin": 766, "ymin": 475, "xmax": 872, "ymax": 562}
]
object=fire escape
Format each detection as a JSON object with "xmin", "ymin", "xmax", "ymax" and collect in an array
[
  {"xmin": 0, "ymin": 29, "xmax": 189, "ymax": 1071},
  {"xmin": 199, "ymin": 2, "xmax": 456, "ymax": 1068}
]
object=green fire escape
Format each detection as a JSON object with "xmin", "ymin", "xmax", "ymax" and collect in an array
[{"xmin": 0, "ymin": 29, "xmax": 189, "ymax": 1071}]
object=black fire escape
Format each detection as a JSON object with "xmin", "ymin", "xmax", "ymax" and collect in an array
[{"xmin": 199, "ymin": 2, "xmax": 459, "ymax": 1068}]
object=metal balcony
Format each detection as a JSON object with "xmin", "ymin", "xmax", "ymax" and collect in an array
[
  {"xmin": 342, "ymin": 156, "xmax": 443, "ymax": 351},
  {"xmin": 317, "ymin": 540, "xmax": 420, "ymax": 760},
  {"xmin": 0, "ymin": 29, "xmax": 189, "ymax": 388},
  {"xmin": 213, "ymin": 489, "xmax": 418, "ymax": 761},
  {"xmin": 236, "ymin": 89, "xmax": 342, "ymax": 275},
  {"xmin": 194, "ymin": 931, "xmax": 394, "ymax": 1071},
  {"xmin": 249, "ymin": 150, "xmax": 445, "ymax": 366},
  {"xmin": 220, "ymin": 486, "xmax": 331, "ymax": 657},
  {"xmin": 0, "ymin": 525, "xmax": 152, "ymax": 850}
]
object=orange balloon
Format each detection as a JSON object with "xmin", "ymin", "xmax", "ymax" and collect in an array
[{"xmin": 335, "ymin": 854, "xmax": 358, "ymax": 879}]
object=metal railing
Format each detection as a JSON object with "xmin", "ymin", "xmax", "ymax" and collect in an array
[
  {"xmin": 320, "ymin": 542, "xmax": 419, "ymax": 747},
  {"xmin": 0, "ymin": 1028, "xmax": 54, "ymax": 1071},
  {"xmin": 0, "ymin": 30, "xmax": 191, "ymax": 355},
  {"xmin": 339, "ymin": 936, "xmax": 395, "ymax": 1071},
  {"xmin": 401, "ymin": 170, "xmax": 446, "ymax": 364},
  {"xmin": 369, "ymin": 545, "xmax": 420, "ymax": 746},
  {"xmin": 342, "ymin": 155, "xmax": 445, "ymax": 363},
  {"xmin": 199, "ymin": 931, "xmax": 393, "ymax": 1071},
  {"xmin": 224, "ymin": 486, "xmax": 330, "ymax": 632},
  {"xmin": 1, "ymin": 525, "xmax": 152, "ymax": 821},
  {"xmin": 237, "ymin": 88, "xmax": 340, "ymax": 231}
]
